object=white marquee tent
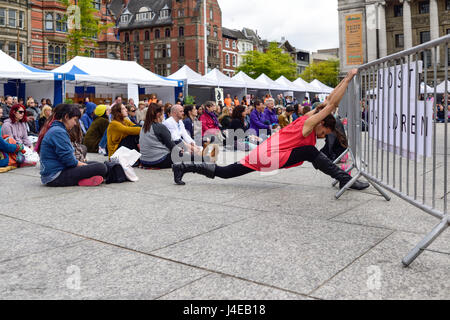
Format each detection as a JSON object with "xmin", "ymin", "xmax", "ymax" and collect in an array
[
  {"xmin": 232, "ymin": 71, "xmax": 268, "ymax": 90},
  {"xmin": 436, "ymin": 80, "xmax": 449, "ymax": 94},
  {"xmin": 203, "ymin": 69, "xmax": 246, "ymax": 88},
  {"xmin": 168, "ymin": 65, "xmax": 216, "ymax": 87},
  {"xmin": 293, "ymin": 77, "xmax": 317, "ymax": 92},
  {"xmin": 255, "ymin": 74, "xmax": 286, "ymax": 91},
  {"xmin": 309, "ymin": 79, "xmax": 334, "ymax": 94},
  {"xmin": 275, "ymin": 76, "xmax": 301, "ymax": 92}
]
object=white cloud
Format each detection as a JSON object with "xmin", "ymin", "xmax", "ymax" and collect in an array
[{"xmin": 218, "ymin": 0, "xmax": 339, "ymax": 52}]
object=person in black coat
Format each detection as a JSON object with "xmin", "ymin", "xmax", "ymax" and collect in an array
[{"xmin": 183, "ymin": 105, "xmax": 197, "ymax": 138}]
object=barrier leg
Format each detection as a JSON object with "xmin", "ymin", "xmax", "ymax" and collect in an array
[
  {"xmin": 335, "ymin": 171, "xmax": 361, "ymax": 199},
  {"xmin": 402, "ymin": 218, "xmax": 449, "ymax": 267},
  {"xmin": 333, "ymin": 149, "xmax": 349, "ymax": 165}
]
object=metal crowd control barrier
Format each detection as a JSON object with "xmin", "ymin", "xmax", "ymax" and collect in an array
[{"xmin": 337, "ymin": 34, "xmax": 449, "ymax": 266}]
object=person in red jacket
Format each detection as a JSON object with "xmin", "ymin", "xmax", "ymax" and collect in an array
[{"xmin": 199, "ymin": 101, "xmax": 220, "ymax": 137}]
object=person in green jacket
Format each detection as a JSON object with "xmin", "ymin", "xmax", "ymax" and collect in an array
[{"xmin": 83, "ymin": 105, "xmax": 109, "ymax": 153}]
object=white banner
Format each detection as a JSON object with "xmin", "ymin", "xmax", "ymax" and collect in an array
[{"xmin": 368, "ymin": 61, "xmax": 432, "ymax": 157}]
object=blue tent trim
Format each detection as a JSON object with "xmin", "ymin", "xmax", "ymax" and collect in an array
[
  {"xmin": 156, "ymin": 74, "xmax": 183, "ymax": 87},
  {"xmin": 63, "ymin": 65, "xmax": 89, "ymax": 81}
]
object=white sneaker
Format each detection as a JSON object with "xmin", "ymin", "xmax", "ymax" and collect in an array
[{"xmin": 98, "ymin": 147, "xmax": 107, "ymax": 156}]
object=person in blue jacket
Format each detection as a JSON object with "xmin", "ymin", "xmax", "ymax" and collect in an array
[
  {"xmin": 263, "ymin": 98, "xmax": 280, "ymax": 127},
  {"xmin": 80, "ymin": 102, "xmax": 97, "ymax": 133},
  {"xmin": 249, "ymin": 99, "xmax": 271, "ymax": 137},
  {"xmin": 37, "ymin": 104, "xmax": 108, "ymax": 187}
]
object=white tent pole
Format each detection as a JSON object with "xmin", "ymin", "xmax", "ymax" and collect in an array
[{"xmin": 204, "ymin": 0, "xmax": 208, "ymax": 75}]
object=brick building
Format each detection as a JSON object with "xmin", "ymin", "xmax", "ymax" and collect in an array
[
  {"xmin": 0, "ymin": 0, "xmax": 120, "ymax": 70},
  {"xmin": 108, "ymin": 0, "xmax": 223, "ymax": 76},
  {"xmin": 29, "ymin": 0, "xmax": 119, "ymax": 70},
  {"xmin": 222, "ymin": 27, "xmax": 239, "ymax": 76}
]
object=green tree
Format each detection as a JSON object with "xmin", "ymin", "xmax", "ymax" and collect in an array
[
  {"xmin": 236, "ymin": 42, "xmax": 297, "ymax": 81},
  {"xmin": 60, "ymin": 0, "xmax": 111, "ymax": 58},
  {"xmin": 300, "ymin": 59, "xmax": 340, "ymax": 88}
]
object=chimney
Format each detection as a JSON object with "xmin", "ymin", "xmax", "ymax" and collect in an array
[{"xmin": 123, "ymin": 0, "xmax": 129, "ymax": 7}]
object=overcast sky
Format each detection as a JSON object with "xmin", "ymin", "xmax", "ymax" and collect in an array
[{"xmin": 218, "ymin": 0, "xmax": 339, "ymax": 52}]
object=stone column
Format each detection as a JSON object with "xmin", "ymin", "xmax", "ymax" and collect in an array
[
  {"xmin": 366, "ymin": 3, "xmax": 378, "ymax": 61},
  {"xmin": 430, "ymin": 0, "xmax": 440, "ymax": 63},
  {"xmin": 400, "ymin": 0, "xmax": 413, "ymax": 49},
  {"xmin": 377, "ymin": 1, "xmax": 387, "ymax": 57}
]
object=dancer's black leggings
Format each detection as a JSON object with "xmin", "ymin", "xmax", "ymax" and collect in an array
[
  {"xmin": 47, "ymin": 162, "xmax": 108, "ymax": 187},
  {"xmin": 215, "ymin": 145, "xmax": 320, "ymax": 179}
]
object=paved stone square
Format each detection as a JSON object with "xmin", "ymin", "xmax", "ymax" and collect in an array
[{"xmin": 0, "ymin": 127, "xmax": 449, "ymax": 300}]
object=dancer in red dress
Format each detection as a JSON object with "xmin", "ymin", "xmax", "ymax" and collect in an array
[{"xmin": 172, "ymin": 69, "xmax": 369, "ymax": 190}]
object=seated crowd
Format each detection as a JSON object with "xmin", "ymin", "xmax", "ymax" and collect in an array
[{"xmin": 8, "ymin": 90, "xmax": 447, "ymax": 187}]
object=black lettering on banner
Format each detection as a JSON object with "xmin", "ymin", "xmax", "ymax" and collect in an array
[
  {"xmin": 393, "ymin": 113, "xmax": 398, "ymax": 130},
  {"xmin": 402, "ymin": 114, "xmax": 407, "ymax": 133},
  {"xmin": 411, "ymin": 115, "xmax": 416, "ymax": 135}
]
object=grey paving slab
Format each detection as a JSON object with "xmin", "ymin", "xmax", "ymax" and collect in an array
[
  {"xmin": 0, "ymin": 215, "xmax": 84, "ymax": 263},
  {"xmin": 223, "ymin": 182, "xmax": 379, "ymax": 220},
  {"xmin": 0, "ymin": 240, "xmax": 208, "ymax": 299},
  {"xmin": 2, "ymin": 187, "xmax": 259, "ymax": 254},
  {"xmin": 159, "ymin": 274, "xmax": 310, "ymax": 300},
  {"xmin": 153, "ymin": 213, "xmax": 391, "ymax": 295},
  {"xmin": 311, "ymin": 231, "xmax": 450, "ymax": 300},
  {"xmin": 0, "ymin": 172, "xmax": 77, "ymax": 205},
  {"xmin": 331, "ymin": 196, "xmax": 438, "ymax": 234}
]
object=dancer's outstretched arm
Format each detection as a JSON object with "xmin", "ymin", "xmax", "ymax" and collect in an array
[{"xmin": 302, "ymin": 69, "xmax": 358, "ymax": 137}]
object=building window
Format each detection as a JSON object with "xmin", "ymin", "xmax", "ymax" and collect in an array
[
  {"xmin": 447, "ymin": 0, "xmax": 450, "ymax": 10},
  {"xmin": 48, "ymin": 44, "xmax": 66, "ymax": 65},
  {"xmin": 420, "ymin": 31, "xmax": 430, "ymax": 44},
  {"xmin": 0, "ymin": 41, "xmax": 4, "ymax": 51},
  {"xmin": 8, "ymin": 9, "xmax": 16, "ymax": 28},
  {"xmin": 225, "ymin": 54, "xmax": 229, "ymax": 66},
  {"xmin": 160, "ymin": 7, "xmax": 170, "ymax": 19},
  {"xmin": 179, "ymin": 26, "xmax": 184, "ymax": 37},
  {"xmin": 155, "ymin": 29, "xmax": 160, "ymax": 39},
  {"xmin": 92, "ymin": 0, "xmax": 101, "ymax": 10},
  {"xmin": 214, "ymin": 29, "xmax": 217, "ymax": 38},
  {"xmin": 89, "ymin": 50, "xmax": 95, "ymax": 58},
  {"xmin": 8, "ymin": 43, "xmax": 16, "ymax": 59},
  {"xmin": 134, "ymin": 31, "xmax": 140, "ymax": 42},
  {"xmin": 209, "ymin": 8, "xmax": 213, "ymax": 20},
  {"xmin": 134, "ymin": 45, "xmax": 139, "ymax": 61},
  {"xmin": 155, "ymin": 44, "xmax": 171, "ymax": 58},
  {"xmin": 178, "ymin": 43, "xmax": 185, "ymax": 57},
  {"xmin": 18, "ymin": 11, "xmax": 24, "ymax": 29},
  {"xmin": 232, "ymin": 41, "xmax": 236, "ymax": 49},
  {"xmin": 137, "ymin": 7, "xmax": 154, "ymax": 21},
  {"xmin": 225, "ymin": 39, "xmax": 229, "ymax": 48},
  {"xmin": 120, "ymin": 15, "xmax": 129, "ymax": 23},
  {"xmin": 232, "ymin": 55, "xmax": 237, "ymax": 67},
  {"xmin": 178, "ymin": 9, "xmax": 184, "ymax": 17},
  {"xmin": 207, "ymin": 27, "xmax": 210, "ymax": 36},
  {"xmin": 208, "ymin": 43, "xmax": 218, "ymax": 58},
  {"xmin": 394, "ymin": 5, "xmax": 403, "ymax": 17},
  {"xmin": 165, "ymin": 28, "xmax": 170, "ymax": 37},
  {"xmin": 144, "ymin": 48, "xmax": 150, "ymax": 60},
  {"xmin": 395, "ymin": 34, "xmax": 404, "ymax": 48},
  {"xmin": 0, "ymin": 8, "xmax": 5, "ymax": 26},
  {"xmin": 45, "ymin": 13, "xmax": 53, "ymax": 30},
  {"xmin": 418, "ymin": 1, "xmax": 430, "ymax": 14},
  {"xmin": 145, "ymin": 31, "xmax": 150, "ymax": 41},
  {"xmin": 56, "ymin": 14, "xmax": 64, "ymax": 32},
  {"xmin": 124, "ymin": 33, "xmax": 129, "ymax": 42}
]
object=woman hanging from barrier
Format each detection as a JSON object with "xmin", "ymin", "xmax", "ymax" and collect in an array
[{"xmin": 172, "ymin": 69, "xmax": 370, "ymax": 190}]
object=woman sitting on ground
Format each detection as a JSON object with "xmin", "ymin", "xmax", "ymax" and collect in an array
[
  {"xmin": 183, "ymin": 105, "xmax": 197, "ymax": 138},
  {"xmin": 139, "ymin": 103, "xmax": 181, "ymax": 169},
  {"xmin": 127, "ymin": 104, "xmax": 139, "ymax": 125},
  {"xmin": 83, "ymin": 105, "xmax": 109, "ymax": 153},
  {"xmin": 172, "ymin": 69, "xmax": 370, "ymax": 192},
  {"xmin": 107, "ymin": 103, "xmax": 141, "ymax": 158},
  {"xmin": 218, "ymin": 106, "xmax": 232, "ymax": 130},
  {"xmin": 227, "ymin": 105, "xmax": 261, "ymax": 151},
  {"xmin": 39, "ymin": 105, "xmax": 52, "ymax": 132},
  {"xmin": 0, "ymin": 135, "xmax": 25, "ymax": 169},
  {"xmin": 1, "ymin": 104, "xmax": 33, "ymax": 148},
  {"xmin": 37, "ymin": 104, "xmax": 108, "ymax": 187}
]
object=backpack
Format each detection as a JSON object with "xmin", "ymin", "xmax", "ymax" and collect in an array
[{"xmin": 103, "ymin": 161, "xmax": 128, "ymax": 184}]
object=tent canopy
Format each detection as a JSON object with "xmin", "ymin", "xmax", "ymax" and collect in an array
[
  {"xmin": 232, "ymin": 71, "xmax": 268, "ymax": 90},
  {"xmin": 310, "ymin": 79, "xmax": 334, "ymax": 94},
  {"xmin": 0, "ymin": 50, "xmax": 55, "ymax": 81},
  {"xmin": 275, "ymin": 76, "xmax": 302, "ymax": 92},
  {"xmin": 52, "ymin": 56, "xmax": 181, "ymax": 87},
  {"xmin": 255, "ymin": 74, "xmax": 285, "ymax": 91},
  {"xmin": 168, "ymin": 65, "xmax": 216, "ymax": 86},
  {"xmin": 293, "ymin": 77, "xmax": 317, "ymax": 92},
  {"xmin": 203, "ymin": 68, "xmax": 245, "ymax": 88}
]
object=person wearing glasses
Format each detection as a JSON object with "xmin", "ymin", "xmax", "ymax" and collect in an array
[
  {"xmin": 126, "ymin": 105, "xmax": 139, "ymax": 125},
  {"xmin": 1, "ymin": 104, "xmax": 33, "ymax": 148}
]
